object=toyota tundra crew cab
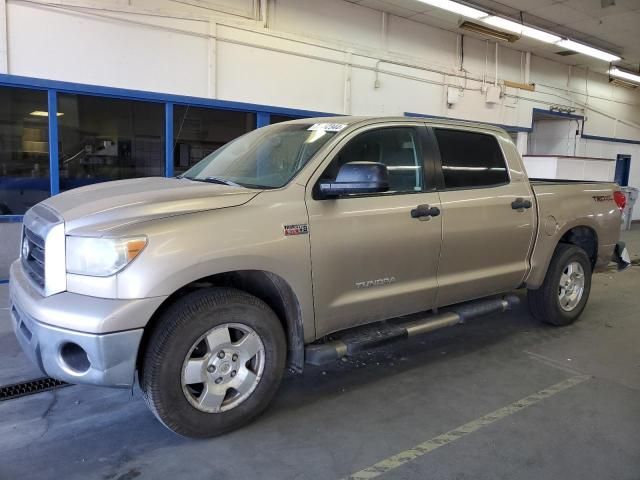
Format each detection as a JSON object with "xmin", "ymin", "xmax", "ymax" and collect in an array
[{"xmin": 10, "ymin": 117, "xmax": 630, "ymax": 437}]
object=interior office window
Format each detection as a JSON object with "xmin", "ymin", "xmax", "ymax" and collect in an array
[
  {"xmin": 57, "ymin": 94, "xmax": 164, "ymax": 191},
  {"xmin": 0, "ymin": 86, "xmax": 50, "ymax": 215},
  {"xmin": 322, "ymin": 127, "xmax": 424, "ymax": 193},
  {"xmin": 270, "ymin": 114, "xmax": 300, "ymax": 124},
  {"xmin": 434, "ymin": 129, "xmax": 508, "ymax": 188},
  {"xmin": 173, "ymin": 106, "xmax": 255, "ymax": 175}
]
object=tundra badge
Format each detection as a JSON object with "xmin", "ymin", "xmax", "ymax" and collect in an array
[{"xmin": 355, "ymin": 277, "xmax": 397, "ymax": 289}]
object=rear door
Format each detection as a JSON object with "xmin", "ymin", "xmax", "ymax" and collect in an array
[
  {"xmin": 306, "ymin": 122, "xmax": 442, "ymax": 337},
  {"xmin": 432, "ymin": 127, "xmax": 536, "ymax": 307}
]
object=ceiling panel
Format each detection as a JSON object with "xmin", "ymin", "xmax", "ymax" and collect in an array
[
  {"xmin": 356, "ymin": 0, "xmax": 419, "ymax": 18},
  {"xmin": 349, "ymin": 0, "xmax": 640, "ymax": 72}
]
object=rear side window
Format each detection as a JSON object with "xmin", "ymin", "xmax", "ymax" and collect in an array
[{"xmin": 434, "ymin": 129, "xmax": 509, "ymax": 189}]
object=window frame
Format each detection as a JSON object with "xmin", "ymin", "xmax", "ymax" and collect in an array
[
  {"xmin": 430, "ymin": 126, "xmax": 512, "ymax": 192},
  {"xmin": 312, "ymin": 123, "xmax": 438, "ymax": 201}
]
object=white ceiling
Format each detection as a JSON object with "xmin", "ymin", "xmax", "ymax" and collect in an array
[{"xmin": 346, "ymin": 0, "xmax": 640, "ymax": 73}]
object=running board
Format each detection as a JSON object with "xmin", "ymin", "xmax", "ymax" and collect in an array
[{"xmin": 305, "ymin": 295, "xmax": 520, "ymax": 366}]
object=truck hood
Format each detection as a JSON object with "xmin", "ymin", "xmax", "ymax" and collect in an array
[{"xmin": 42, "ymin": 177, "xmax": 261, "ymax": 234}]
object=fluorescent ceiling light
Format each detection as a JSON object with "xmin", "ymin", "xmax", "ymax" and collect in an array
[
  {"xmin": 521, "ymin": 26, "xmax": 561, "ymax": 44},
  {"xmin": 556, "ymin": 39, "xmax": 620, "ymax": 62},
  {"xmin": 418, "ymin": 0, "xmax": 620, "ymax": 62},
  {"xmin": 30, "ymin": 111, "xmax": 64, "ymax": 117},
  {"xmin": 416, "ymin": 0, "xmax": 488, "ymax": 20},
  {"xmin": 609, "ymin": 67, "xmax": 640, "ymax": 84},
  {"xmin": 482, "ymin": 16, "xmax": 560, "ymax": 43}
]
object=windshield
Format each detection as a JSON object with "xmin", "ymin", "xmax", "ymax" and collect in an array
[{"xmin": 181, "ymin": 122, "xmax": 342, "ymax": 189}]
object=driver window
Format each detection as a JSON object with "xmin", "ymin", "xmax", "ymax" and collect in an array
[{"xmin": 321, "ymin": 127, "xmax": 424, "ymax": 194}]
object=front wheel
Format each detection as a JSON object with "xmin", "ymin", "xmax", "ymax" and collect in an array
[
  {"xmin": 527, "ymin": 244, "xmax": 592, "ymax": 326},
  {"xmin": 139, "ymin": 288, "xmax": 286, "ymax": 438}
]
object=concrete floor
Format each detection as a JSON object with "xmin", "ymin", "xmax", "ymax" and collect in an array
[{"xmin": 1, "ymin": 228, "xmax": 639, "ymax": 480}]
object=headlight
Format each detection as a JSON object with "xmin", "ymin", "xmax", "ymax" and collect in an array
[{"xmin": 66, "ymin": 236, "xmax": 147, "ymax": 277}]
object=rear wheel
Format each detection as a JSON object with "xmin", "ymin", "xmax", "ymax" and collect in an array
[
  {"xmin": 527, "ymin": 244, "xmax": 592, "ymax": 326},
  {"xmin": 140, "ymin": 287, "xmax": 286, "ymax": 438}
]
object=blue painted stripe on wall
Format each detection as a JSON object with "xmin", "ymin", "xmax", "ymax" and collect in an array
[
  {"xmin": 532, "ymin": 107, "xmax": 585, "ymax": 121},
  {"xmin": 0, "ymin": 215, "xmax": 23, "ymax": 223},
  {"xmin": 3, "ymin": 73, "xmax": 639, "ymax": 143},
  {"xmin": 0, "ymin": 73, "xmax": 335, "ymax": 118},
  {"xmin": 0, "ymin": 280, "xmax": 8, "ymax": 284},
  {"xmin": 582, "ymin": 134, "xmax": 640, "ymax": 146},
  {"xmin": 405, "ymin": 112, "xmax": 533, "ymax": 133}
]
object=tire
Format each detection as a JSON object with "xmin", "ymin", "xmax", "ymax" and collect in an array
[
  {"xmin": 527, "ymin": 243, "xmax": 592, "ymax": 326},
  {"xmin": 139, "ymin": 287, "xmax": 286, "ymax": 438}
]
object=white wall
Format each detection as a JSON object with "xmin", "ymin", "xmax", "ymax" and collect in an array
[
  {"xmin": 528, "ymin": 119, "xmax": 583, "ymax": 157},
  {"xmin": 523, "ymin": 156, "xmax": 616, "ymax": 182},
  {"xmin": 1, "ymin": 0, "xmax": 640, "ymax": 213}
]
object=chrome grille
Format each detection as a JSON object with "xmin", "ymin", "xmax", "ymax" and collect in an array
[
  {"xmin": 21, "ymin": 227, "xmax": 46, "ymax": 289},
  {"xmin": 21, "ymin": 204, "xmax": 65, "ymax": 296}
]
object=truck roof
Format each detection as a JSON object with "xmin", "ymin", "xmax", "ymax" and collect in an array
[{"xmin": 284, "ymin": 115, "xmax": 510, "ymax": 137}]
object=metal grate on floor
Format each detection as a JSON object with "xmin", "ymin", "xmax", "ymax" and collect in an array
[{"xmin": 0, "ymin": 377, "xmax": 69, "ymax": 401}]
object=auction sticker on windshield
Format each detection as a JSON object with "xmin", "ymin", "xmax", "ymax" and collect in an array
[{"xmin": 307, "ymin": 123, "xmax": 347, "ymax": 132}]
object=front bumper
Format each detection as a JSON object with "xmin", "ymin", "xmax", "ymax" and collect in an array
[{"xmin": 9, "ymin": 261, "xmax": 165, "ymax": 388}]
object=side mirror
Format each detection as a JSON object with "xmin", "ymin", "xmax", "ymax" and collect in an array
[{"xmin": 319, "ymin": 162, "xmax": 389, "ymax": 197}]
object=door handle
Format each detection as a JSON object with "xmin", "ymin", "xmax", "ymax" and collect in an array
[
  {"xmin": 411, "ymin": 204, "xmax": 441, "ymax": 219},
  {"xmin": 511, "ymin": 198, "xmax": 532, "ymax": 210}
]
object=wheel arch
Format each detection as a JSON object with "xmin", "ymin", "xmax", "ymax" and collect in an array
[
  {"xmin": 558, "ymin": 225, "xmax": 598, "ymax": 267},
  {"xmin": 137, "ymin": 270, "xmax": 306, "ymax": 373},
  {"xmin": 526, "ymin": 224, "xmax": 598, "ymax": 289}
]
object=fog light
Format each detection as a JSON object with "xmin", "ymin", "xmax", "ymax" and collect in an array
[{"xmin": 59, "ymin": 342, "xmax": 91, "ymax": 375}]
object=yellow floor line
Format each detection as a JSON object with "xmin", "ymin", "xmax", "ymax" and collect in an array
[{"xmin": 344, "ymin": 375, "xmax": 591, "ymax": 480}]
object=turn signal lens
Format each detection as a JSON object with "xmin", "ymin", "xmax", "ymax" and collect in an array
[
  {"xmin": 126, "ymin": 239, "xmax": 147, "ymax": 261},
  {"xmin": 613, "ymin": 191, "xmax": 626, "ymax": 211}
]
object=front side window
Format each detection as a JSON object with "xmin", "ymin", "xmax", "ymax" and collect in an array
[
  {"xmin": 434, "ymin": 129, "xmax": 508, "ymax": 189},
  {"xmin": 320, "ymin": 127, "xmax": 425, "ymax": 194},
  {"xmin": 182, "ymin": 123, "xmax": 338, "ymax": 189}
]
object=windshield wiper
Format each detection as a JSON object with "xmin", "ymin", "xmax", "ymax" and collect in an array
[
  {"xmin": 180, "ymin": 176, "xmax": 242, "ymax": 187},
  {"xmin": 203, "ymin": 176, "xmax": 243, "ymax": 187},
  {"xmin": 178, "ymin": 175, "xmax": 271, "ymax": 189}
]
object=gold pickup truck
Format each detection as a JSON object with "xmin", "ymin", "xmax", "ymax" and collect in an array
[{"xmin": 9, "ymin": 116, "xmax": 630, "ymax": 437}]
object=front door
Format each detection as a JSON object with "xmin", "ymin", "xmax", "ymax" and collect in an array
[{"xmin": 306, "ymin": 123, "xmax": 443, "ymax": 337}]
